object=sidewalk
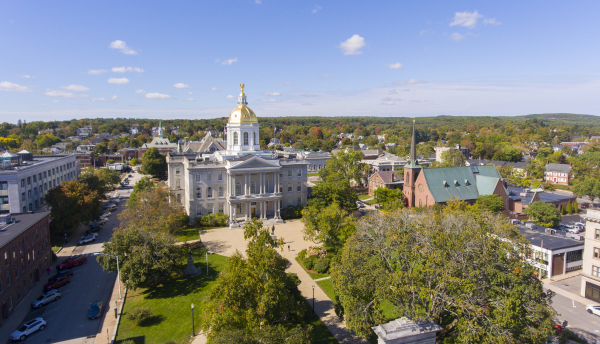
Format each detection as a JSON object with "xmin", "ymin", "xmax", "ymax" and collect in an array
[
  {"xmin": 94, "ymin": 277, "xmax": 125, "ymax": 344},
  {"xmin": 0, "ymin": 223, "xmax": 87, "ymax": 340}
]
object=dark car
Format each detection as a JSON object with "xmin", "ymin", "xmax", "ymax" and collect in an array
[
  {"xmin": 43, "ymin": 276, "xmax": 70, "ymax": 292},
  {"xmin": 88, "ymin": 301, "xmax": 103, "ymax": 319},
  {"xmin": 48, "ymin": 269, "xmax": 73, "ymax": 284}
]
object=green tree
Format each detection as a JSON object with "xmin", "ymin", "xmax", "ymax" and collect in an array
[
  {"xmin": 121, "ymin": 187, "xmax": 187, "ymax": 235},
  {"xmin": 331, "ymin": 209, "xmax": 555, "ymax": 342},
  {"xmin": 34, "ymin": 133, "xmax": 60, "ymax": 148},
  {"xmin": 319, "ymin": 150, "xmax": 368, "ymax": 186},
  {"xmin": 93, "ymin": 141, "xmax": 108, "ymax": 155},
  {"xmin": 524, "ymin": 201, "xmax": 561, "ymax": 227},
  {"xmin": 129, "ymin": 157, "xmax": 140, "ymax": 165},
  {"xmin": 497, "ymin": 164, "xmax": 514, "ymax": 179},
  {"xmin": 440, "ymin": 148, "xmax": 466, "ymax": 167},
  {"xmin": 566, "ymin": 200, "xmax": 572, "ymax": 214},
  {"xmin": 141, "ymin": 147, "xmax": 167, "ymax": 177},
  {"xmin": 94, "ymin": 168, "xmax": 121, "ymax": 186},
  {"xmin": 301, "ymin": 203, "xmax": 356, "ymax": 254},
  {"xmin": 571, "ymin": 176, "xmax": 600, "ymax": 202},
  {"xmin": 97, "ymin": 227, "xmax": 184, "ymax": 290},
  {"xmin": 474, "ymin": 194, "xmax": 506, "ymax": 213},
  {"xmin": 45, "ymin": 180, "xmax": 103, "ymax": 235},
  {"xmin": 573, "ymin": 200, "xmax": 578, "ymax": 213},
  {"xmin": 200, "ymin": 220, "xmax": 305, "ymax": 341}
]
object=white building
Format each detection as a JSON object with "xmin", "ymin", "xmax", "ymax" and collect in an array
[
  {"xmin": 581, "ymin": 209, "xmax": 600, "ymax": 302},
  {"xmin": 167, "ymin": 85, "xmax": 308, "ymax": 228},
  {"xmin": 0, "ymin": 154, "xmax": 78, "ymax": 214}
]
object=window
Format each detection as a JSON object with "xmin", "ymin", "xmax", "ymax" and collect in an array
[
  {"xmin": 0, "ymin": 181, "xmax": 7, "ymax": 190},
  {"xmin": 251, "ymin": 181, "xmax": 256, "ymax": 194},
  {"xmin": 218, "ymin": 173, "xmax": 223, "ymax": 181},
  {"xmin": 175, "ymin": 168, "xmax": 180, "ymax": 175},
  {"xmin": 279, "ymin": 173, "xmax": 283, "ymax": 178},
  {"xmin": 288, "ymin": 170, "xmax": 292, "ymax": 177},
  {"xmin": 196, "ymin": 188, "xmax": 202, "ymax": 199},
  {"xmin": 297, "ymin": 182, "xmax": 301, "ymax": 192},
  {"xmin": 288, "ymin": 183, "xmax": 292, "ymax": 192},
  {"xmin": 27, "ymin": 177, "xmax": 31, "ymax": 185},
  {"xmin": 297, "ymin": 170, "xmax": 302, "ymax": 177},
  {"xmin": 253, "ymin": 132, "xmax": 256, "ymax": 144},
  {"xmin": 175, "ymin": 179, "xmax": 180, "ymax": 188},
  {"xmin": 595, "ymin": 248, "xmax": 600, "ymax": 259},
  {"xmin": 594, "ymin": 265, "xmax": 600, "ymax": 277},
  {"xmin": 176, "ymin": 194, "xmax": 182, "ymax": 203},
  {"xmin": 596, "ymin": 229, "xmax": 600, "ymax": 240},
  {"xmin": 6, "ymin": 271, "xmax": 10, "ymax": 285},
  {"xmin": 287, "ymin": 197, "xmax": 293, "ymax": 206},
  {"xmin": 207, "ymin": 204, "xmax": 213, "ymax": 214},
  {"xmin": 243, "ymin": 132, "xmax": 249, "ymax": 145},
  {"xmin": 218, "ymin": 186, "xmax": 223, "ymax": 197},
  {"xmin": 21, "ymin": 179, "xmax": 25, "ymax": 187},
  {"xmin": 21, "ymin": 192, "xmax": 25, "ymax": 201},
  {"xmin": 297, "ymin": 197, "xmax": 301, "ymax": 206},
  {"xmin": 218, "ymin": 203, "xmax": 224, "ymax": 213},
  {"xmin": 234, "ymin": 132, "xmax": 239, "ymax": 145},
  {"xmin": 207, "ymin": 174, "xmax": 211, "ymax": 182},
  {"xmin": 43, "ymin": 171, "xmax": 46, "ymax": 178},
  {"xmin": 279, "ymin": 183, "xmax": 282, "ymax": 192},
  {"xmin": 195, "ymin": 174, "xmax": 201, "ymax": 182},
  {"xmin": 0, "ymin": 196, "xmax": 8, "ymax": 205},
  {"xmin": 207, "ymin": 187, "xmax": 213, "ymax": 198},
  {"xmin": 265, "ymin": 181, "xmax": 269, "ymax": 193},
  {"xmin": 236, "ymin": 182, "xmax": 242, "ymax": 195},
  {"xmin": 33, "ymin": 175, "xmax": 36, "ymax": 183}
]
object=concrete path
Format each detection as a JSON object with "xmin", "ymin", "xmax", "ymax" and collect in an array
[{"xmin": 192, "ymin": 219, "xmax": 368, "ymax": 344}]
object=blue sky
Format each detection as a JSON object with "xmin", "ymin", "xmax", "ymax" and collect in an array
[{"xmin": 1, "ymin": 1, "xmax": 599, "ymax": 122}]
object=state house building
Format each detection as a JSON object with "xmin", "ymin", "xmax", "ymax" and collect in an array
[{"xmin": 167, "ymin": 85, "xmax": 308, "ymax": 228}]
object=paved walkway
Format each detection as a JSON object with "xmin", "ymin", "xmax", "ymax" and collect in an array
[{"xmin": 192, "ymin": 219, "xmax": 367, "ymax": 344}]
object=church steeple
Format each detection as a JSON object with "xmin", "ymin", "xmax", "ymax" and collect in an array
[
  {"xmin": 158, "ymin": 121, "xmax": 164, "ymax": 139},
  {"xmin": 403, "ymin": 119, "xmax": 421, "ymax": 208},
  {"xmin": 406, "ymin": 119, "xmax": 420, "ymax": 168}
]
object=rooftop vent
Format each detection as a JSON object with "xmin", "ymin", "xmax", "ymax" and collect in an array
[
  {"xmin": 443, "ymin": 180, "xmax": 448, "ymax": 187},
  {"xmin": 464, "ymin": 179, "xmax": 470, "ymax": 186},
  {"xmin": 454, "ymin": 180, "xmax": 459, "ymax": 187}
]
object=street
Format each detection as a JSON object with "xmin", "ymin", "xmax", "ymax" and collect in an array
[
  {"xmin": 2, "ymin": 170, "xmax": 143, "ymax": 344},
  {"xmin": 552, "ymin": 290, "xmax": 600, "ymax": 342}
]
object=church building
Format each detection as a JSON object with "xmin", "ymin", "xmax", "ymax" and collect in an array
[{"xmin": 166, "ymin": 85, "xmax": 308, "ymax": 228}]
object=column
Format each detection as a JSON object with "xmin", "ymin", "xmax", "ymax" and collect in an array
[
  {"xmin": 245, "ymin": 174, "xmax": 248, "ymax": 195},
  {"xmin": 244, "ymin": 203, "xmax": 248, "ymax": 221},
  {"xmin": 275, "ymin": 173, "xmax": 278, "ymax": 193},
  {"xmin": 261, "ymin": 173, "xmax": 265, "ymax": 194}
]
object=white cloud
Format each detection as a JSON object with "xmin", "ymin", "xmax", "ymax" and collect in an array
[
  {"xmin": 221, "ymin": 58, "xmax": 238, "ymax": 65},
  {"xmin": 0, "ymin": 81, "xmax": 31, "ymax": 92},
  {"xmin": 52, "ymin": 100, "xmax": 59, "ymax": 103},
  {"xmin": 20, "ymin": 75, "xmax": 32, "ymax": 79},
  {"xmin": 174, "ymin": 83, "xmax": 190, "ymax": 89},
  {"xmin": 111, "ymin": 66, "xmax": 144, "ymax": 73},
  {"xmin": 111, "ymin": 95, "xmax": 118, "ymax": 100},
  {"xmin": 145, "ymin": 93, "xmax": 172, "ymax": 99},
  {"xmin": 254, "ymin": 0, "xmax": 261, "ymax": 4},
  {"xmin": 483, "ymin": 18, "xmax": 501, "ymax": 26},
  {"xmin": 449, "ymin": 32, "xmax": 465, "ymax": 41},
  {"xmin": 318, "ymin": 75, "xmax": 333, "ymax": 79},
  {"xmin": 61, "ymin": 84, "xmax": 90, "ymax": 92},
  {"xmin": 91, "ymin": 97, "xmax": 108, "ymax": 102},
  {"xmin": 261, "ymin": 99, "xmax": 279, "ymax": 102},
  {"xmin": 226, "ymin": 95, "xmax": 235, "ymax": 99},
  {"xmin": 312, "ymin": 5, "xmax": 322, "ymax": 13},
  {"xmin": 188, "ymin": 92, "xmax": 193, "ymax": 95},
  {"xmin": 211, "ymin": 87, "xmax": 219, "ymax": 91},
  {"xmin": 108, "ymin": 78, "xmax": 130, "ymax": 85},
  {"xmin": 109, "ymin": 40, "xmax": 137, "ymax": 55},
  {"xmin": 44, "ymin": 89, "xmax": 88, "ymax": 98},
  {"xmin": 381, "ymin": 101, "xmax": 395, "ymax": 105},
  {"xmin": 394, "ymin": 79, "xmax": 422, "ymax": 85},
  {"xmin": 184, "ymin": 98, "xmax": 195, "ymax": 101},
  {"xmin": 419, "ymin": 29, "xmax": 432, "ymax": 36},
  {"xmin": 450, "ymin": 11, "xmax": 483, "ymax": 29},
  {"xmin": 388, "ymin": 63, "xmax": 403, "ymax": 70},
  {"xmin": 135, "ymin": 89, "xmax": 147, "ymax": 94},
  {"xmin": 265, "ymin": 92, "xmax": 281, "ymax": 96},
  {"xmin": 87, "ymin": 69, "xmax": 107, "ymax": 75},
  {"xmin": 339, "ymin": 34, "xmax": 366, "ymax": 55}
]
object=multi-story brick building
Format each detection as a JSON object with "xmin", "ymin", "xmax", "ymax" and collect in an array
[
  {"xmin": 544, "ymin": 163, "xmax": 572, "ymax": 185},
  {"xmin": 0, "ymin": 211, "xmax": 52, "ymax": 326}
]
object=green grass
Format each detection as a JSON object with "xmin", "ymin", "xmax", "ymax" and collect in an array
[
  {"xmin": 308, "ymin": 173, "xmax": 320, "ymax": 177},
  {"xmin": 175, "ymin": 226, "xmax": 226, "ymax": 243},
  {"xmin": 316, "ymin": 279, "xmax": 335, "ymax": 301},
  {"xmin": 358, "ymin": 194, "xmax": 373, "ymax": 201},
  {"xmin": 295, "ymin": 257, "xmax": 330, "ymax": 280},
  {"xmin": 363, "ymin": 198, "xmax": 378, "ymax": 205},
  {"xmin": 116, "ymin": 249, "xmax": 228, "ymax": 344},
  {"xmin": 299, "ymin": 297, "xmax": 338, "ymax": 344}
]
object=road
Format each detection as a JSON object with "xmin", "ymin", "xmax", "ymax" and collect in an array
[
  {"xmin": 6, "ymin": 171, "xmax": 144, "ymax": 344},
  {"xmin": 552, "ymin": 291, "xmax": 600, "ymax": 342}
]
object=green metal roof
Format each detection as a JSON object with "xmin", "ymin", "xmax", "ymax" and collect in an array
[
  {"xmin": 475, "ymin": 175, "xmax": 501, "ymax": 196},
  {"xmin": 421, "ymin": 166, "xmax": 480, "ymax": 203},
  {"xmin": 476, "ymin": 165, "xmax": 502, "ymax": 178}
]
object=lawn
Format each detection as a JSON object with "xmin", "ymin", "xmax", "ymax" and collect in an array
[
  {"xmin": 295, "ymin": 257, "xmax": 330, "ymax": 280},
  {"xmin": 363, "ymin": 198, "xmax": 378, "ymax": 205},
  {"xmin": 116, "ymin": 248, "xmax": 228, "ymax": 344},
  {"xmin": 308, "ymin": 173, "xmax": 320, "ymax": 177},
  {"xmin": 316, "ymin": 278, "xmax": 335, "ymax": 301},
  {"xmin": 175, "ymin": 226, "xmax": 226, "ymax": 243},
  {"xmin": 358, "ymin": 194, "xmax": 372, "ymax": 201}
]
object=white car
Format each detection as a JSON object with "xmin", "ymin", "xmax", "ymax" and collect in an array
[
  {"xmin": 10, "ymin": 317, "xmax": 46, "ymax": 341},
  {"xmin": 586, "ymin": 304, "xmax": 600, "ymax": 316},
  {"xmin": 78, "ymin": 233, "xmax": 98, "ymax": 245}
]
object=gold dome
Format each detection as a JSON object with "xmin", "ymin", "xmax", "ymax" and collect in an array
[{"xmin": 228, "ymin": 105, "xmax": 258, "ymax": 124}]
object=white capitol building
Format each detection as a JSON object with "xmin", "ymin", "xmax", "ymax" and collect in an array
[{"xmin": 167, "ymin": 84, "xmax": 308, "ymax": 228}]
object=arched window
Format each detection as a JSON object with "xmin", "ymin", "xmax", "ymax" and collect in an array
[
  {"xmin": 207, "ymin": 187, "xmax": 213, "ymax": 198},
  {"xmin": 218, "ymin": 186, "xmax": 223, "ymax": 197},
  {"xmin": 243, "ymin": 132, "xmax": 249, "ymax": 145},
  {"xmin": 236, "ymin": 182, "xmax": 242, "ymax": 195},
  {"xmin": 233, "ymin": 132, "xmax": 238, "ymax": 145},
  {"xmin": 196, "ymin": 187, "xmax": 202, "ymax": 199},
  {"xmin": 250, "ymin": 181, "xmax": 256, "ymax": 194}
]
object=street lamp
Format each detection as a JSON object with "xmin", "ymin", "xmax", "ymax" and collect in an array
[
  {"xmin": 312, "ymin": 285, "xmax": 315, "ymax": 315},
  {"xmin": 94, "ymin": 253, "xmax": 121, "ymax": 300},
  {"xmin": 191, "ymin": 303, "xmax": 195, "ymax": 336}
]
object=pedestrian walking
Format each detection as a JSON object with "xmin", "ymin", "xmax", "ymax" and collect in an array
[
  {"xmin": 46, "ymin": 267, "xmax": 51, "ymax": 276},
  {"xmin": 64, "ymin": 233, "xmax": 67, "ymax": 244},
  {"xmin": 271, "ymin": 225, "xmax": 275, "ymax": 235},
  {"xmin": 287, "ymin": 245, "xmax": 290, "ymax": 252}
]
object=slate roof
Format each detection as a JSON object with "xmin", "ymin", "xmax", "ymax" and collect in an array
[
  {"xmin": 371, "ymin": 171, "xmax": 403, "ymax": 184},
  {"xmin": 546, "ymin": 163, "xmax": 572, "ymax": 174},
  {"xmin": 141, "ymin": 137, "xmax": 177, "ymax": 149},
  {"xmin": 421, "ymin": 165, "xmax": 503, "ymax": 203},
  {"xmin": 183, "ymin": 135, "xmax": 225, "ymax": 154}
]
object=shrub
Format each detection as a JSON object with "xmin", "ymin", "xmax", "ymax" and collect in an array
[
  {"xmin": 313, "ymin": 258, "xmax": 330, "ymax": 273},
  {"xmin": 302, "ymin": 257, "xmax": 315, "ymax": 270},
  {"xmin": 298, "ymin": 249, "xmax": 307, "ymax": 261},
  {"xmin": 199, "ymin": 213, "xmax": 229, "ymax": 227},
  {"xmin": 281, "ymin": 205, "xmax": 304, "ymax": 220},
  {"xmin": 127, "ymin": 307, "xmax": 153, "ymax": 324},
  {"xmin": 307, "ymin": 246, "xmax": 327, "ymax": 259}
]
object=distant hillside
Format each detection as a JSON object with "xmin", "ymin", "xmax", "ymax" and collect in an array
[{"xmin": 521, "ymin": 113, "xmax": 600, "ymax": 124}]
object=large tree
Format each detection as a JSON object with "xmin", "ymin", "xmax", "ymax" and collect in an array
[
  {"xmin": 120, "ymin": 186, "xmax": 187, "ymax": 234},
  {"xmin": 97, "ymin": 227, "xmax": 184, "ymax": 289},
  {"xmin": 523, "ymin": 201, "xmax": 561, "ymax": 227},
  {"xmin": 200, "ymin": 220, "xmax": 306, "ymax": 341},
  {"xmin": 439, "ymin": 148, "xmax": 466, "ymax": 167},
  {"xmin": 319, "ymin": 150, "xmax": 368, "ymax": 186},
  {"xmin": 301, "ymin": 203, "xmax": 356, "ymax": 254},
  {"xmin": 331, "ymin": 209, "xmax": 555, "ymax": 343},
  {"xmin": 571, "ymin": 176, "xmax": 600, "ymax": 202},
  {"xmin": 45, "ymin": 180, "xmax": 103, "ymax": 234},
  {"xmin": 141, "ymin": 147, "xmax": 168, "ymax": 177},
  {"xmin": 310, "ymin": 171, "xmax": 357, "ymax": 211},
  {"xmin": 474, "ymin": 194, "xmax": 506, "ymax": 213}
]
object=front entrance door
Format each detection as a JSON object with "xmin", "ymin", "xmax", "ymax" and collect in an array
[
  {"xmin": 552, "ymin": 253, "xmax": 565, "ymax": 277},
  {"xmin": 251, "ymin": 207, "xmax": 256, "ymax": 218}
]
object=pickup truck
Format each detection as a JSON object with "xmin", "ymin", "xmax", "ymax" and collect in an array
[{"xmin": 56, "ymin": 255, "xmax": 87, "ymax": 270}]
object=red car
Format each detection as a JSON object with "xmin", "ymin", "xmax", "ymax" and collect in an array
[
  {"xmin": 56, "ymin": 255, "xmax": 87, "ymax": 270},
  {"xmin": 43, "ymin": 276, "xmax": 71, "ymax": 291}
]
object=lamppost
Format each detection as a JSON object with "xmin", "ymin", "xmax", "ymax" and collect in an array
[
  {"xmin": 312, "ymin": 285, "xmax": 315, "ymax": 315},
  {"xmin": 191, "ymin": 303, "xmax": 195, "ymax": 336},
  {"xmin": 94, "ymin": 253, "xmax": 121, "ymax": 300}
]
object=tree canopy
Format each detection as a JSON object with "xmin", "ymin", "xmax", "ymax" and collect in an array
[
  {"xmin": 523, "ymin": 201, "xmax": 561, "ymax": 227},
  {"xmin": 45, "ymin": 179, "xmax": 103, "ymax": 235},
  {"xmin": 141, "ymin": 147, "xmax": 167, "ymax": 177},
  {"xmin": 301, "ymin": 203, "xmax": 356, "ymax": 254},
  {"xmin": 474, "ymin": 194, "xmax": 506, "ymax": 213}
]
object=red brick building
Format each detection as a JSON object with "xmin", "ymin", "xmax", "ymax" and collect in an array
[
  {"xmin": 544, "ymin": 163, "xmax": 572, "ymax": 185},
  {"xmin": 368, "ymin": 171, "xmax": 403, "ymax": 195},
  {"xmin": 0, "ymin": 211, "xmax": 52, "ymax": 326}
]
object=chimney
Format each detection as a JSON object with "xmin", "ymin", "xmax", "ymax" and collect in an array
[
  {"xmin": 546, "ymin": 159, "xmax": 549, "ymax": 165},
  {"xmin": 570, "ymin": 161, "xmax": 573, "ymax": 167},
  {"xmin": 184, "ymin": 137, "xmax": 189, "ymax": 146}
]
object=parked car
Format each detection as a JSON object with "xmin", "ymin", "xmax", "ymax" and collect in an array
[
  {"xmin": 88, "ymin": 225, "xmax": 102, "ymax": 233},
  {"xmin": 57, "ymin": 255, "xmax": 87, "ymax": 270},
  {"xmin": 525, "ymin": 222, "xmax": 536, "ymax": 229},
  {"xmin": 510, "ymin": 219, "xmax": 522, "ymax": 225},
  {"xmin": 101, "ymin": 211, "xmax": 111, "ymax": 218},
  {"xmin": 78, "ymin": 233, "xmax": 98, "ymax": 245},
  {"xmin": 128, "ymin": 174, "xmax": 132, "ymax": 177},
  {"xmin": 574, "ymin": 222, "xmax": 586, "ymax": 230},
  {"xmin": 88, "ymin": 301, "xmax": 103, "ymax": 319},
  {"xmin": 587, "ymin": 304, "xmax": 600, "ymax": 316},
  {"xmin": 96, "ymin": 218, "xmax": 108, "ymax": 225},
  {"xmin": 31, "ymin": 290, "xmax": 61, "ymax": 309},
  {"xmin": 10, "ymin": 318, "xmax": 46, "ymax": 341},
  {"xmin": 107, "ymin": 205, "xmax": 117, "ymax": 212},
  {"xmin": 43, "ymin": 276, "xmax": 70, "ymax": 291},
  {"xmin": 356, "ymin": 201, "xmax": 365, "ymax": 208},
  {"xmin": 48, "ymin": 269, "xmax": 73, "ymax": 284}
]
